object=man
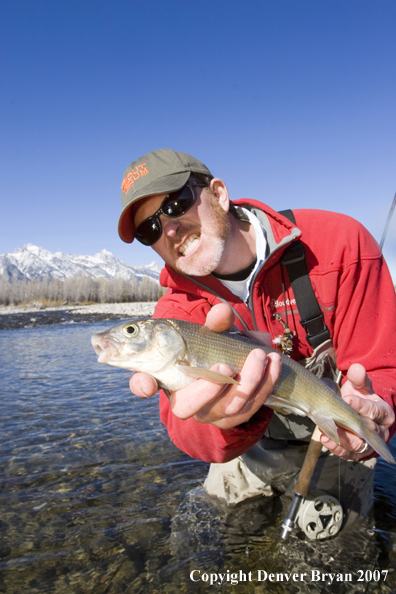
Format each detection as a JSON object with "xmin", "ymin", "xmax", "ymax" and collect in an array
[{"xmin": 118, "ymin": 148, "xmax": 396, "ymax": 519}]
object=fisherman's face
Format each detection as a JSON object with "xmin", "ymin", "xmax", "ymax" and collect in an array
[{"xmin": 132, "ymin": 180, "xmax": 232, "ymax": 276}]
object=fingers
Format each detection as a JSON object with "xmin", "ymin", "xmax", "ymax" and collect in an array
[
  {"xmin": 325, "ymin": 363, "xmax": 378, "ymax": 459},
  {"xmin": 169, "ymin": 349, "xmax": 282, "ymax": 430},
  {"xmin": 205, "ymin": 303, "xmax": 235, "ymax": 332},
  {"xmin": 342, "ymin": 392, "xmax": 388, "ymax": 424},
  {"xmin": 169, "ymin": 362, "xmax": 236, "ymax": 420},
  {"xmin": 222, "ymin": 351, "xmax": 282, "ymax": 417},
  {"xmin": 199, "ymin": 351, "xmax": 282, "ymax": 430},
  {"xmin": 320, "ymin": 430, "xmax": 374, "ymax": 461},
  {"xmin": 129, "ymin": 372, "xmax": 158, "ymax": 399},
  {"xmin": 346, "ymin": 363, "xmax": 373, "ymax": 394}
]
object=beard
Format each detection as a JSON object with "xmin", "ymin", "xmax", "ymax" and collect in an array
[{"xmin": 174, "ymin": 194, "xmax": 232, "ymax": 277}]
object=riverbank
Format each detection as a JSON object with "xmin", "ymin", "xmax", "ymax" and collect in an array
[{"xmin": 0, "ymin": 302, "xmax": 156, "ymax": 330}]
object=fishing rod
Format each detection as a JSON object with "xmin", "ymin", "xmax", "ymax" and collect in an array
[
  {"xmin": 380, "ymin": 191, "xmax": 396, "ymax": 249},
  {"xmin": 282, "ymin": 190, "xmax": 396, "ymax": 541},
  {"xmin": 281, "ymin": 426, "xmax": 323, "ymax": 539}
]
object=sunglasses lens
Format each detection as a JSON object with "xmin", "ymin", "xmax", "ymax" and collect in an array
[
  {"xmin": 135, "ymin": 217, "xmax": 162, "ymax": 246},
  {"xmin": 162, "ymin": 185, "xmax": 194, "ymax": 217},
  {"xmin": 134, "ymin": 183, "xmax": 197, "ymax": 245}
]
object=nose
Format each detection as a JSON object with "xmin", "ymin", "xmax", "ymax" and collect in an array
[{"xmin": 161, "ymin": 216, "xmax": 181, "ymax": 238}]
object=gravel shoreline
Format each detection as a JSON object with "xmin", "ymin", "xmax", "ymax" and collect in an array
[{"xmin": 0, "ymin": 302, "xmax": 156, "ymax": 330}]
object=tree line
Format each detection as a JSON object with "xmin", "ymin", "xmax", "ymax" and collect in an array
[{"xmin": 0, "ymin": 274, "xmax": 161, "ymax": 306}]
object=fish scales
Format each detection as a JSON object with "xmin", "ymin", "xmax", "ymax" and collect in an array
[
  {"xmin": 170, "ymin": 319, "xmax": 340, "ymax": 410},
  {"xmin": 169, "ymin": 319, "xmax": 256, "ymax": 371},
  {"xmin": 91, "ymin": 318, "xmax": 395, "ymax": 464}
]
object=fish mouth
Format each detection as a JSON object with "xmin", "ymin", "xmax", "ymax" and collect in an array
[{"xmin": 91, "ymin": 334, "xmax": 118, "ymax": 362}]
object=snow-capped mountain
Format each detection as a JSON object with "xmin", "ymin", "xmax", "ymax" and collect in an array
[{"xmin": 0, "ymin": 244, "xmax": 161, "ymax": 283}]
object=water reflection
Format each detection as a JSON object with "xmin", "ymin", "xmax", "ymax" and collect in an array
[{"xmin": 0, "ymin": 321, "xmax": 395, "ymax": 593}]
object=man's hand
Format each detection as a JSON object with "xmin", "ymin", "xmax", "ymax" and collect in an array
[
  {"xmin": 129, "ymin": 304, "xmax": 282, "ymax": 429},
  {"xmin": 320, "ymin": 363, "xmax": 395, "ymax": 460}
]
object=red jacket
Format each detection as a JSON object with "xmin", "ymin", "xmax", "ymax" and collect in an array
[{"xmin": 153, "ymin": 200, "xmax": 396, "ymax": 463}]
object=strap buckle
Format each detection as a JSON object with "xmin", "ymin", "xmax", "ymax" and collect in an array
[{"xmin": 300, "ymin": 314, "xmax": 331, "ymax": 348}]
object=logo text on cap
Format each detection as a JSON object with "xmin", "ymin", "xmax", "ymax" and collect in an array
[{"xmin": 121, "ymin": 164, "xmax": 149, "ymax": 193}]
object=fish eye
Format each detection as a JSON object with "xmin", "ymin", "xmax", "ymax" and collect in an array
[{"xmin": 123, "ymin": 323, "xmax": 138, "ymax": 337}]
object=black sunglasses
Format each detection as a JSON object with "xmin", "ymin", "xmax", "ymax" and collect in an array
[{"xmin": 134, "ymin": 180, "xmax": 208, "ymax": 246}]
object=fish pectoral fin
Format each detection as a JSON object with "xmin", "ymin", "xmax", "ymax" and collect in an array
[
  {"xmin": 312, "ymin": 413, "xmax": 340, "ymax": 445},
  {"xmin": 176, "ymin": 363, "xmax": 239, "ymax": 385}
]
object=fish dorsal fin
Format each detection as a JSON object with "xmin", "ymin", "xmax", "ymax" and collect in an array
[
  {"xmin": 230, "ymin": 330, "xmax": 273, "ymax": 347},
  {"xmin": 176, "ymin": 362, "xmax": 239, "ymax": 385},
  {"xmin": 321, "ymin": 377, "xmax": 342, "ymax": 397}
]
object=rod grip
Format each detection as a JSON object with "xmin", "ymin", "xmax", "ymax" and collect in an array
[{"xmin": 294, "ymin": 426, "xmax": 323, "ymax": 497}]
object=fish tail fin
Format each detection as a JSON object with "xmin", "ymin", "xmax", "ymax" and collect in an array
[
  {"xmin": 360, "ymin": 419, "xmax": 395, "ymax": 465},
  {"xmin": 313, "ymin": 412, "xmax": 395, "ymax": 465}
]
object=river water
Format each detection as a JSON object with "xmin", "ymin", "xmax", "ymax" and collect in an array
[{"xmin": 0, "ymin": 320, "xmax": 396, "ymax": 594}]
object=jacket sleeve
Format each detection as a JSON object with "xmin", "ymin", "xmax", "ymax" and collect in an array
[
  {"xmin": 153, "ymin": 290, "xmax": 273, "ymax": 463},
  {"xmin": 329, "ymin": 223, "xmax": 396, "ymax": 440}
]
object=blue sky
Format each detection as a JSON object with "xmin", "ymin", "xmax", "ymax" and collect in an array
[{"xmin": 1, "ymin": 0, "xmax": 395, "ymax": 278}]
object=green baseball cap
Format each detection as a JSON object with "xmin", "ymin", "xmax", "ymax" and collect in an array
[{"xmin": 118, "ymin": 148, "xmax": 213, "ymax": 243}]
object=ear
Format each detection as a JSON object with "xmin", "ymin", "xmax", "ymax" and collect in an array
[{"xmin": 210, "ymin": 178, "xmax": 230, "ymax": 213}]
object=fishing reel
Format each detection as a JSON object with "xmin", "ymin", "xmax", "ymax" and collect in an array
[{"xmin": 296, "ymin": 491, "xmax": 343, "ymax": 540}]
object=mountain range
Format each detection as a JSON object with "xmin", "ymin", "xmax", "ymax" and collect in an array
[{"xmin": 0, "ymin": 244, "xmax": 162, "ymax": 283}]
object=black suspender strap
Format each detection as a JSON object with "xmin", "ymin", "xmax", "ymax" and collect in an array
[{"xmin": 279, "ymin": 210, "xmax": 331, "ymax": 349}]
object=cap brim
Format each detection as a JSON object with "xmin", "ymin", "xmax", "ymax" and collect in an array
[{"xmin": 118, "ymin": 172, "xmax": 190, "ymax": 243}]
